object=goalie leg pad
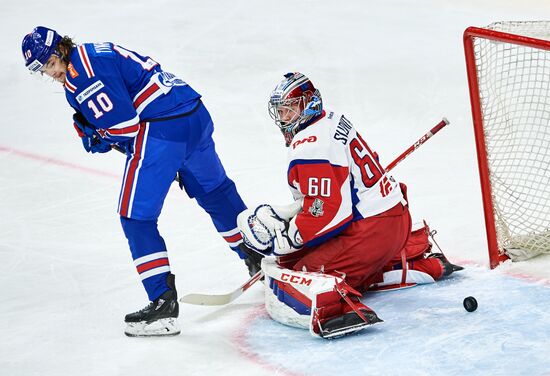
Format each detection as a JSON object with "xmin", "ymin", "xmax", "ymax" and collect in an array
[
  {"xmin": 262, "ymin": 258, "xmax": 382, "ymax": 339},
  {"xmin": 369, "ymin": 269, "xmax": 436, "ymax": 291},
  {"xmin": 263, "ymin": 257, "xmax": 338, "ymax": 330},
  {"xmin": 370, "ymin": 221, "xmax": 458, "ymax": 291}
]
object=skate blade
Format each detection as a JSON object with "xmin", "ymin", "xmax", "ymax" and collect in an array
[
  {"xmin": 124, "ymin": 317, "xmax": 181, "ymax": 337},
  {"xmin": 320, "ymin": 319, "xmax": 382, "ymax": 339}
]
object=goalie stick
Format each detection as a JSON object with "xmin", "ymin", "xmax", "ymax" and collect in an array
[
  {"xmin": 181, "ymin": 118, "xmax": 451, "ymax": 306},
  {"xmin": 179, "ymin": 269, "xmax": 264, "ymax": 306},
  {"xmin": 385, "ymin": 118, "xmax": 449, "ymax": 171}
]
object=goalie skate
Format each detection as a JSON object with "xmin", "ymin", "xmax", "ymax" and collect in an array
[{"xmin": 316, "ymin": 308, "xmax": 383, "ymax": 339}]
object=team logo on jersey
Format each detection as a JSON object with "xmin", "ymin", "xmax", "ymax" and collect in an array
[
  {"xmin": 67, "ymin": 63, "xmax": 79, "ymax": 79},
  {"xmin": 158, "ymin": 72, "xmax": 187, "ymax": 88},
  {"xmin": 292, "ymin": 135, "xmax": 317, "ymax": 149},
  {"xmin": 308, "ymin": 198, "xmax": 324, "ymax": 217}
]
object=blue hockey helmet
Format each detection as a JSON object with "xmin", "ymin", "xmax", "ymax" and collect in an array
[
  {"xmin": 268, "ymin": 72, "xmax": 322, "ymax": 146},
  {"xmin": 21, "ymin": 26, "xmax": 62, "ymax": 72}
]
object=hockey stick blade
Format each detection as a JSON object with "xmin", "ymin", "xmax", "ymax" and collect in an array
[{"xmin": 179, "ymin": 270, "xmax": 264, "ymax": 306}]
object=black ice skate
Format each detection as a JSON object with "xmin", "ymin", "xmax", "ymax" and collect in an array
[
  {"xmin": 124, "ymin": 273, "xmax": 180, "ymax": 337},
  {"xmin": 240, "ymin": 243, "xmax": 264, "ymax": 277},
  {"xmin": 318, "ymin": 308, "xmax": 383, "ymax": 339},
  {"xmin": 427, "ymin": 253, "xmax": 464, "ymax": 277}
]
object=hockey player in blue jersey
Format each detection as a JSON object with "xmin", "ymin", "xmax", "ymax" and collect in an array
[{"xmin": 21, "ymin": 26, "xmax": 258, "ymax": 337}]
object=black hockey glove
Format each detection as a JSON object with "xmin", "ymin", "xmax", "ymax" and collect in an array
[{"xmin": 72, "ymin": 112, "xmax": 112, "ymax": 154}]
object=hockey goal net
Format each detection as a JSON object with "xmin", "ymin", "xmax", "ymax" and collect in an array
[{"xmin": 464, "ymin": 21, "xmax": 550, "ymax": 268}]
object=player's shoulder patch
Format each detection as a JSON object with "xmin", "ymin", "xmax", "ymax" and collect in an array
[{"xmin": 67, "ymin": 62, "xmax": 79, "ymax": 79}]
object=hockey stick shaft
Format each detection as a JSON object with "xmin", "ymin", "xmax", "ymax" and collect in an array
[
  {"xmin": 385, "ymin": 118, "xmax": 449, "ymax": 172},
  {"xmin": 179, "ymin": 118, "xmax": 450, "ymax": 306},
  {"xmin": 179, "ymin": 270, "xmax": 263, "ymax": 306}
]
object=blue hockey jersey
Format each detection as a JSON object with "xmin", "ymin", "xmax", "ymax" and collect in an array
[{"xmin": 64, "ymin": 43, "xmax": 201, "ymax": 141}]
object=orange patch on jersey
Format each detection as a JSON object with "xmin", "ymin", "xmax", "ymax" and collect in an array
[{"xmin": 67, "ymin": 63, "xmax": 79, "ymax": 79}]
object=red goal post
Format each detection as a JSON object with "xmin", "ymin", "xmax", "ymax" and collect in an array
[{"xmin": 464, "ymin": 22, "xmax": 550, "ymax": 269}]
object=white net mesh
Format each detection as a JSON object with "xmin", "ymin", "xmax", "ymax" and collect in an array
[{"xmin": 473, "ymin": 21, "xmax": 550, "ymax": 261}]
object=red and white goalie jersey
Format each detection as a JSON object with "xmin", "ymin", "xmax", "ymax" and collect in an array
[{"xmin": 287, "ymin": 110, "xmax": 406, "ymax": 247}]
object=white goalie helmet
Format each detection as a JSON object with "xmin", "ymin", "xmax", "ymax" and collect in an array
[{"xmin": 268, "ymin": 72, "xmax": 323, "ymax": 146}]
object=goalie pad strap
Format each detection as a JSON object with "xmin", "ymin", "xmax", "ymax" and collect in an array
[
  {"xmin": 392, "ymin": 222, "xmax": 432, "ymax": 262},
  {"xmin": 334, "ymin": 281, "xmax": 369, "ymax": 323},
  {"xmin": 400, "ymin": 249, "xmax": 407, "ymax": 285}
]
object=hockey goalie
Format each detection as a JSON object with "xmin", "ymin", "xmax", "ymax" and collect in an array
[{"xmin": 238, "ymin": 72, "xmax": 463, "ymax": 339}]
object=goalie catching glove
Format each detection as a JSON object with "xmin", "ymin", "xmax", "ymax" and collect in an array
[{"xmin": 237, "ymin": 201, "xmax": 303, "ymax": 256}]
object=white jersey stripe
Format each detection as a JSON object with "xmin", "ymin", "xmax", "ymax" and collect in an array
[
  {"xmin": 133, "ymin": 251, "xmax": 169, "ymax": 266},
  {"xmin": 104, "ymin": 115, "xmax": 141, "ymax": 139},
  {"xmin": 127, "ymin": 124, "xmax": 149, "ymax": 217},
  {"xmin": 64, "ymin": 77, "xmax": 77, "ymax": 93},
  {"xmin": 135, "ymin": 89, "xmax": 163, "ymax": 115},
  {"xmin": 77, "ymin": 45, "xmax": 95, "ymax": 78},
  {"xmin": 139, "ymin": 266, "xmax": 171, "ymax": 281}
]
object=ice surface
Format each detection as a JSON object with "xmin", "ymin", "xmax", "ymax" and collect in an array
[
  {"xmin": 1, "ymin": 0, "xmax": 549, "ymax": 375},
  {"xmin": 242, "ymin": 266, "xmax": 550, "ymax": 376}
]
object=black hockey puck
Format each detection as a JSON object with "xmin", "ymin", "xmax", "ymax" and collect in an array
[{"xmin": 463, "ymin": 296, "xmax": 478, "ymax": 312}]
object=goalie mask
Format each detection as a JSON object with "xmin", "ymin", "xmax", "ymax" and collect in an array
[
  {"xmin": 268, "ymin": 72, "xmax": 323, "ymax": 146},
  {"xmin": 22, "ymin": 26, "xmax": 62, "ymax": 73}
]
